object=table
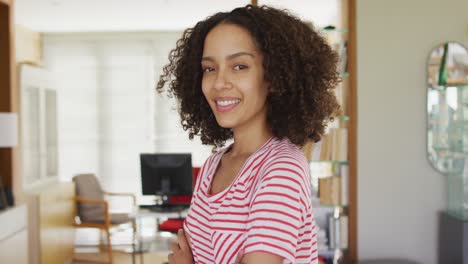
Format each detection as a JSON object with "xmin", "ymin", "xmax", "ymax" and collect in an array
[{"xmin": 131, "ymin": 206, "xmax": 189, "ymax": 264}]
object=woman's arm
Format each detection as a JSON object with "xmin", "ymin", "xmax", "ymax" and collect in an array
[
  {"xmin": 236, "ymin": 252, "xmax": 283, "ymax": 264},
  {"xmin": 168, "ymin": 229, "xmax": 193, "ymax": 264}
]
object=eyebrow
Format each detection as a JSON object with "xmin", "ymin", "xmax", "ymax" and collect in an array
[{"xmin": 201, "ymin": 52, "xmax": 255, "ymax": 62}]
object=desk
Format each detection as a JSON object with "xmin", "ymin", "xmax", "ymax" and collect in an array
[
  {"xmin": 131, "ymin": 207, "xmax": 189, "ymax": 264},
  {"xmin": 138, "ymin": 204, "xmax": 189, "ymax": 214}
]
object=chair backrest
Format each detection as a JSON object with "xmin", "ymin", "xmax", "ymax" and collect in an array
[
  {"xmin": 192, "ymin": 167, "xmax": 201, "ymax": 191},
  {"xmin": 73, "ymin": 173, "xmax": 105, "ymax": 222}
]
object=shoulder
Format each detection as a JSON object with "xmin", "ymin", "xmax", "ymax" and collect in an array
[
  {"xmin": 262, "ymin": 137, "xmax": 309, "ymax": 176},
  {"xmin": 197, "ymin": 145, "xmax": 231, "ymax": 181},
  {"xmin": 203, "ymin": 145, "xmax": 230, "ymax": 166},
  {"xmin": 250, "ymin": 138, "xmax": 310, "ymax": 195}
]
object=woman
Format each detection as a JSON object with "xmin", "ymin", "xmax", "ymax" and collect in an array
[{"xmin": 157, "ymin": 5, "xmax": 340, "ymax": 264}]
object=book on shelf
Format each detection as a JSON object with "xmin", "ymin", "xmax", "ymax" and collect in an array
[
  {"xmin": 339, "ymin": 216, "xmax": 349, "ymax": 249},
  {"xmin": 338, "ymin": 41, "xmax": 348, "ymax": 74},
  {"xmin": 309, "ymin": 161, "xmax": 348, "ymax": 207},
  {"xmin": 334, "ymin": 81, "xmax": 344, "ymax": 111},
  {"xmin": 327, "ymin": 213, "xmax": 349, "ymax": 249},
  {"xmin": 334, "ymin": 215, "xmax": 340, "ymax": 249},
  {"xmin": 319, "ymin": 134, "xmax": 332, "ymax": 160},
  {"xmin": 343, "ymin": 77, "xmax": 350, "ymax": 114},
  {"xmin": 315, "ymin": 128, "xmax": 348, "ymax": 162},
  {"xmin": 327, "ymin": 213, "xmax": 341, "ymax": 249},
  {"xmin": 340, "ymin": 164, "xmax": 349, "ymax": 206},
  {"xmin": 328, "ymin": 214, "xmax": 335, "ymax": 248},
  {"xmin": 338, "ymin": 76, "xmax": 350, "ymax": 117},
  {"xmin": 331, "ymin": 128, "xmax": 348, "ymax": 162},
  {"xmin": 319, "ymin": 176, "xmax": 341, "ymax": 205}
]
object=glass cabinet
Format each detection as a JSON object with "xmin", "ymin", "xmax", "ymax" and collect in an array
[{"xmin": 427, "ymin": 42, "xmax": 468, "ymax": 219}]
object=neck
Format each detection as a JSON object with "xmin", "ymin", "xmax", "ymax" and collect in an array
[{"xmin": 230, "ymin": 120, "xmax": 273, "ymax": 157}]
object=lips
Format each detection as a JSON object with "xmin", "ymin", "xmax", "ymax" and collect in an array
[{"xmin": 214, "ymin": 97, "xmax": 241, "ymax": 113}]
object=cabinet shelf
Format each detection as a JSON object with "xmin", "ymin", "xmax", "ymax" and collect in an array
[
  {"xmin": 321, "ymin": 26, "xmax": 348, "ymax": 34},
  {"xmin": 429, "ymin": 83, "xmax": 468, "ymax": 90},
  {"xmin": 316, "ymin": 204, "xmax": 349, "ymax": 209},
  {"xmin": 432, "ymin": 146, "xmax": 468, "ymax": 154},
  {"xmin": 310, "ymin": 160, "xmax": 349, "ymax": 165},
  {"xmin": 337, "ymin": 115, "xmax": 350, "ymax": 121},
  {"xmin": 446, "ymin": 210, "xmax": 468, "ymax": 222},
  {"xmin": 446, "ymin": 80, "xmax": 468, "ymax": 86}
]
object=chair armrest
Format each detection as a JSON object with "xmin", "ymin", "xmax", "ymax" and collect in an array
[
  {"xmin": 74, "ymin": 196, "xmax": 108, "ymax": 207},
  {"xmin": 103, "ymin": 192, "xmax": 136, "ymax": 205}
]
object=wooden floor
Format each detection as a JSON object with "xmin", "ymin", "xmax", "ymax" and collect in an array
[
  {"xmin": 72, "ymin": 251, "xmax": 169, "ymax": 264},
  {"xmin": 72, "ymin": 221, "xmax": 174, "ymax": 264}
]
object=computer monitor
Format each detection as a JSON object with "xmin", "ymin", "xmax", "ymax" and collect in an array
[{"xmin": 140, "ymin": 153, "xmax": 192, "ymax": 203}]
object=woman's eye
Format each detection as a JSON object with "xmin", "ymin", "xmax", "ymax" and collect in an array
[
  {"xmin": 233, "ymin": 64, "xmax": 248, "ymax": 71},
  {"xmin": 202, "ymin": 67, "xmax": 214, "ymax": 73}
]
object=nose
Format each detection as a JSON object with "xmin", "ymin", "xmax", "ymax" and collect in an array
[{"xmin": 213, "ymin": 69, "xmax": 232, "ymax": 91}]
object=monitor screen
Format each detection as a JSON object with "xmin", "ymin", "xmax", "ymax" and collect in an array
[{"xmin": 140, "ymin": 153, "xmax": 193, "ymax": 196}]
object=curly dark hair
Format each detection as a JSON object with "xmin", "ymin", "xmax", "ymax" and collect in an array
[{"xmin": 157, "ymin": 4, "xmax": 340, "ymax": 149}]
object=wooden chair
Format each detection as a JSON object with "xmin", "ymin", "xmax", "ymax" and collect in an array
[{"xmin": 72, "ymin": 173, "xmax": 137, "ymax": 264}]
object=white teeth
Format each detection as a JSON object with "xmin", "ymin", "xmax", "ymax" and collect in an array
[{"xmin": 216, "ymin": 99, "xmax": 240, "ymax": 106}]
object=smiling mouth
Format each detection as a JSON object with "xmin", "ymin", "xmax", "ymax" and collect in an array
[
  {"xmin": 214, "ymin": 99, "xmax": 241, "ymax": 112},
  {"xmin": 216, "ymin": 99, "xmax": 240, "ymax": 106}
]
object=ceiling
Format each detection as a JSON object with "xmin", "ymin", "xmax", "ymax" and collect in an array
[{"xmin": 14, "ymin": 0, "xmax": 339, "ymax": 32}]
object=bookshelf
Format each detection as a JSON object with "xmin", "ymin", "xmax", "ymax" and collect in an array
[
  {"xmin": 0, "ymin": 0, "xmax": 19, "ymax": 204},
  {"xmin": 250, "ymin": 0, "xmax": 357, "ymax": 262},
  {"xmin": 302, "ymin": 0, "xmax": 357, "ymax": 263},
  {"xmin": 250, "ymin": 0, "xmax": 357, "ymax": 261}
]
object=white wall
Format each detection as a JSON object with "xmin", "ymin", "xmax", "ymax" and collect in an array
[
  {"xmin": 15, "ymin": 0, "xmax": 250, "ymax": 32},
  {"xmin": 43, "ymin": 32, "xmax": 215, "ymax": 199},
  {"xmin": 152, "ymin": 33, "xmax": 214, "ymax": 167},
  {"xmin": 357, "ymin": 0, "xmax": 467, "ymax": 263},
  {"xmin": 43, "ymin": 40, "xmax": 100, "ymax": 182},
  {"xmin": 43, "ymin": 35, "xmax": 158, "ymax": 196},
  {"xmin": 15, "ymin": 0, "xmax": 340, "ymax": 32}
]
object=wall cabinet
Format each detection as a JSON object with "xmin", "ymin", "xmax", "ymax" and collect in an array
[
  {"xmin": 0, "ymin": 204, "xmax": 28, "ymax": 264},
  {"xmin": 0, "ymin": 0, "xmax": 19, "ymax": 202},
  {"xmin": 0, "ymin": 2, "xmax": 29, "ymax": 263}
]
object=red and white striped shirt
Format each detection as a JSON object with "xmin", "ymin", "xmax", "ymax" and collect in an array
[{"xmin": 184, "ymin": 137, "xmax": 318, "ymax": 264}]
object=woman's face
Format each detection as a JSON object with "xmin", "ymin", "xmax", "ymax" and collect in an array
[{"xmin": 201, "ymin": 23, "xmax": 268, "ymax": 132}]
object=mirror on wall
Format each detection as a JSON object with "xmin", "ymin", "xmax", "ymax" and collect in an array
[{"xmin": 427, "ymin": 42, "xmax": 467, "ymax": 176}]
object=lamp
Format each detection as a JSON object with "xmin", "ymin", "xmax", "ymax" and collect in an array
[{"xmin": 0, "ymin": 113, "xmax": 18, "ymax": 209}]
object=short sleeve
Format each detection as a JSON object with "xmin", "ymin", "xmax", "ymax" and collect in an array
[{"xmin": 242, "ymin": 157, "xmax": 308, "ymax": 263}]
